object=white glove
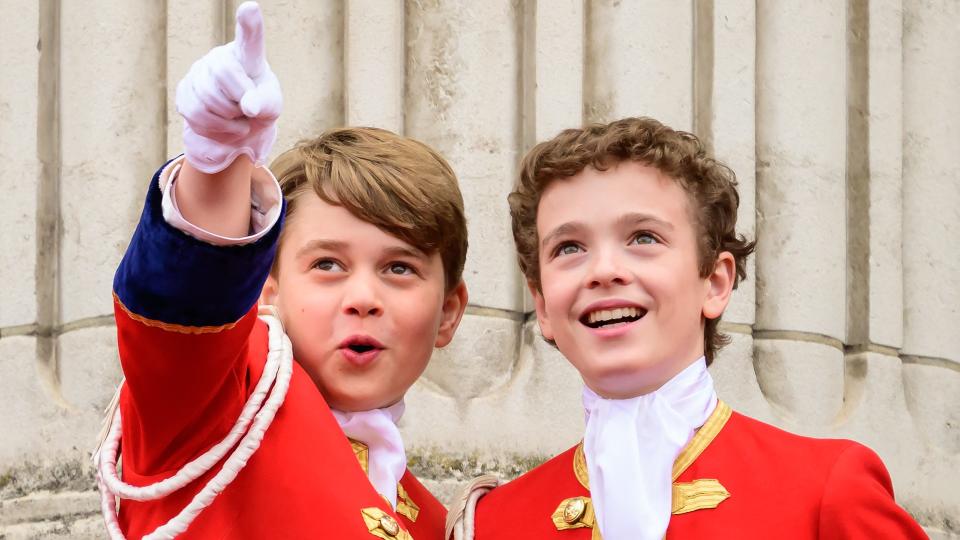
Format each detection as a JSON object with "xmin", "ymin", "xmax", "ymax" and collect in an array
[{"xmin": 176, "ymin": 1, "xmax": 282, "ymax": 174}]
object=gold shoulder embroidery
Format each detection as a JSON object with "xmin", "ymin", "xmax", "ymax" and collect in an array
[
  {"xmin": 672, "ymin": 479, "xmax": 730, "ymax": 514},
  {"xmin": 113, "ymin": 292, "xmax": 239, "ymax": 334},
  {"xmin": 567, "ymin": 400, "xmax": 733, "ymax": 523},
  {"xmin": 351, "ymin": 439, "xmax": 418, "ymax": 522},
  {"xmin": 361, "ymin": 507, "xmax": 412, "ymax": 540},
  {"xmin": 396, "ymin": 482, "xmax": 420, "ymax": 522}
]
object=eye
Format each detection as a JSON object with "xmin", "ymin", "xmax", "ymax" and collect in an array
[
  {"xmin": 386, "ymin": 262, "xmax": 415, "ymax": 276},
  {"xmin": 553, "ymin": 242, "xmax": 583, "ymax": 257},
  {"xmin": 631, "ymin": 232, "xmax": 659, "ymax": 246},
  {"xmin": 312, "ymin": 258, "xmax": 344, "ymax": 272}
]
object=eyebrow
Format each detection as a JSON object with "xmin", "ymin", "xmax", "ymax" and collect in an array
[
  {"xmin": 616, "ymin": 212, "xmax": 674, "ymax": 231},
  {"xmin": 295, "ymin": 239, "xmax": 348, "ymax": 259},
  {"xmin": 382, "ymin": 245, "xmax": 429, "ymax": 260},
  {"xmin": 540, "ymin": 221, "xmax": 587, "ymax": 250},
  {"xmin": 294, "ymin": 239, "xmax": 428, "ymax": 260}
]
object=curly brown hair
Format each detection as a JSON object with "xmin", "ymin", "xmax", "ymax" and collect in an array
[{"xmin": 509, "ymin": 117, "xmax": 754, "ymax": 363}]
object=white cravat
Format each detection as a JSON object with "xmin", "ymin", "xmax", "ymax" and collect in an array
[
  {"xmin": 582, "ymin": 358, "xmax": 717, "ymax": 540},
  {"xmin": 332, "ymin": 401, "xmax": 407, "ymax": 509}
]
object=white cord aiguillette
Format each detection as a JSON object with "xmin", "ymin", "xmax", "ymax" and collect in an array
[{"xmin": 94, "ymin": 308, "xmax": 293, "ymax": 540}]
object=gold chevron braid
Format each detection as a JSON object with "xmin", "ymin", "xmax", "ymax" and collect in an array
[
  {"xmin": 396, "ymin": 483, "xmax": 420, "ymax": 522},
  {"xmin": 573, "ymin": 400, "xmax": 733, "ymax": 489},
  {"xmin": 350, "ymin": 439, "xmax": 419, "ymax": 522},
  {"xmin": 114, "ymin": 292, "xmax": 240, "ymax": 334},
  {"xmin": 671, "ymin": 479, "xmax": 731, "ymax": 514}
]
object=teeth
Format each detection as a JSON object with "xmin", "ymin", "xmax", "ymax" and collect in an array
[{"xmin": 588, "ymin": 307, "xmax": 640, "ymax": 324}]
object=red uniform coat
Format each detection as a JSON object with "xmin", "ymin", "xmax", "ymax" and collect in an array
[
  {"xmin": 112, "ymin": 163, "xmax": 445, "ymax": 538},
  {"xmin": 474, "ymin": 402, "xmax": 926, "ymax": 539}
]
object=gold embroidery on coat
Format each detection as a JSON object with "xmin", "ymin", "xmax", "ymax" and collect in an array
[
  {"xmin": 558, "ymin": 399, "xmax": 732, "ymax": 536},
  {"xmin": 551, "ymin": 497, "xmax": 602, "ymax": 539},
  {"xmin": 360, "ymin": 507, "xmax": 413, "ymax": 540},
  {"xmin": 351, "ymin": 439, "xmax": 418, "ymax": 522},
  {"xmin": 672, "ymin": 479, "xmax": 730, "ymax": 514}
]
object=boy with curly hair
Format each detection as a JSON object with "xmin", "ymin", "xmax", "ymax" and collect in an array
[{"xmin": 448, "ymin": 117, "xmax": 924, "ymax": 539}]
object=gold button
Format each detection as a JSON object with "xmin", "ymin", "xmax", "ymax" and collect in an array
[
  {"xmin": 379, "ymin": 515, "xmax": 400, "ymax": 537},
  {"xmin": 563, "ymin": 497, "xmax": 586, "ymax": 524}
]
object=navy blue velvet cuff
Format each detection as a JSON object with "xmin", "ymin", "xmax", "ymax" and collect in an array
[{"xmin": 114, "ymin": 160, "xmax": 285, "ymax": 327}]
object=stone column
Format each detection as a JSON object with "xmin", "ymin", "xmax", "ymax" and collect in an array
[
  {"xmin": 0, "ymin": 0, "xmax": 44, "ymax": 466},
  {"xmin": 695, "ymin": 0, "xmax": 770, "ymax": 421},
  {"xmin": 401, "ymin": 0, "xmax": 525, "ymax": 459},
  {"xmin": 0, "ymin": 0, "xmax": 40, "ymax": 332},
  {"xmin": 754, "ymin": 1, "xmax": 846, "ymax": 429},
  {"xmin": 345, "ymin": 0, "xmax": 403, "ymax": 132},
  {"xmin": 585, "ymin": 0, "xmax": 693, "ymax": 129},
  {"xmin": 839, "ymin": 0, "xmax": 924, "ymax": 501},
  {"xmin": 56, "ymin": 0, "xmax": 166, "ymax": 465},
  {"xmin": 901, "ymin": 1, "xmax": 960, "ymax": 526}
]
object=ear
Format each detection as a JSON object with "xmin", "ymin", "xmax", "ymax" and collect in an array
[
  {"xmin": 435, "ymin": 281, "xmax": 469, "ymax": 348},
  {"xmin": 260, "ymin": 273, "xmax": 280, "ymax": 307},
  {"xmin": 702, "ymin": 251, "xmax": 736, "ymax": 320},
  {"xmin": 527, "ymin": 280, "xmax": 554, "ymax": 341}
]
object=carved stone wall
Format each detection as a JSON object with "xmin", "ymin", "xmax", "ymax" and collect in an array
[{"xmin": 0, "ymin": 1, "xmax": 957, "ymax": 537}]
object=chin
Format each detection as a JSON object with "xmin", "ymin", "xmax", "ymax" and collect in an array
[
  {"xmin": 325, "ymin": 390, "xmax": 383, "ymax": 412},
  {"xmin": 580, "ymin": 360, "xmax": 661, "ymax": 397}
]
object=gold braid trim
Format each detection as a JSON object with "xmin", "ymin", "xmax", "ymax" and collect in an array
[
  {"xmin": 672, "ymin": 401, "xmax": 732, "ymax": 480},
  {"xmin": 113, "ymin": 292, "xmax": 240, "ymax": 335},
  {"xmin": 563, "ymin": 400, "xmax": 733, "ymax": 528}
]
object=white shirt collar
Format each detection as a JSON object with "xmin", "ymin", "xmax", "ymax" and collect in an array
[
  {"xmin": 332, "ymin": 401, "xmax": 407, "ymax": 509},
  {"xmin": 582, "ymin": 358, "xmax": 717, "ymax": 540}
]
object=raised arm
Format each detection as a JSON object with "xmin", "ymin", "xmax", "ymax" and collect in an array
[{"xmin": 112, "ymin": 1, "xmax": 284, "ymax": 474}]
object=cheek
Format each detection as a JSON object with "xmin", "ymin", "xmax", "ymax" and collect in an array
[
  {"xmin": 540, "ymin": 270, "xmax": 577, "ymax": 319},
  {"xmin": 391, "ymin": 289, "xmax": 445, "ymax": 340}
]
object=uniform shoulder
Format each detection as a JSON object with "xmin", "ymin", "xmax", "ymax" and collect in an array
[
  {"xmin": 725, "ymin": 410, "xmax": 863, "ymax": 462},
  {"xmin": 479, "ymin": 444, "xmax": 580, "ymax": 505},
  {"xmin": 465, "ymin": 445, "xmax": 585, "ymax": 539}
]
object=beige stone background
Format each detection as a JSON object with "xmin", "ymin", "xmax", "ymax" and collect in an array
[{"xmin": 1, "ymin": 0, "xmax": 958, "ymax": 538}]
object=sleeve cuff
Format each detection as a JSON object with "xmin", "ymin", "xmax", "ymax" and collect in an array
[
  {"xmin": 114, "ymin": 158, "xmax": 285, "ymax": 328},
  {"xmin": 159, "ymin": 155, "xmax": 283, "ymax": 246}
]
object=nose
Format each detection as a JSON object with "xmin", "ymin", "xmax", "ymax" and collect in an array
[
  {"xmin": 342, "ymin": 273, "xmax": 383, "ymax": 317},
  {"xmin": 585, "ymin": 246, "xmax": 633, "ymax": 289}
]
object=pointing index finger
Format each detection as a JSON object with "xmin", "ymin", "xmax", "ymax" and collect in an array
[{"xmin": 234, "ymin": 1, "xmax": 266, "ymax": 79}]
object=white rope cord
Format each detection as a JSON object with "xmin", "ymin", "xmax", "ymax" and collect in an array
[
  {"xmin": 96, "ymin": 310, "xmax": 292, "ymax": 539},
  {"xmin": 99, "ymin": 312, "xmax": 283, "ymax": 500}
]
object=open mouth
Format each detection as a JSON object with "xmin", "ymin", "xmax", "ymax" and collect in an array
[
  {"xmin": 580, "ymin": 306, "xmax": 647, "ymax": 329},
  {"xmin": 339, "ymin": 335, "xmax": 385, "ymax": 354},
  {"xmin": 338, "ymin": 335, "xmax": 386, "ymax": 367}
]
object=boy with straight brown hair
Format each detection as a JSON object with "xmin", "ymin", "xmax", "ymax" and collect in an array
[
  {"xmin": 448, "ymin": 117, "xmax": 925, "ymax": 539},
  {"xmin": 96, "ymin": 3, "xmax": 466, "ymax": 538}
]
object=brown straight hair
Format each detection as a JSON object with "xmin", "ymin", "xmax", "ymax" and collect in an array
[
  {"xmin": 270, "ymin": 127, "xmax": 468, "ymax": 292},
  {"xmin": 509, "ymin": 117, "xmax": 755, "ymax": 363}
]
